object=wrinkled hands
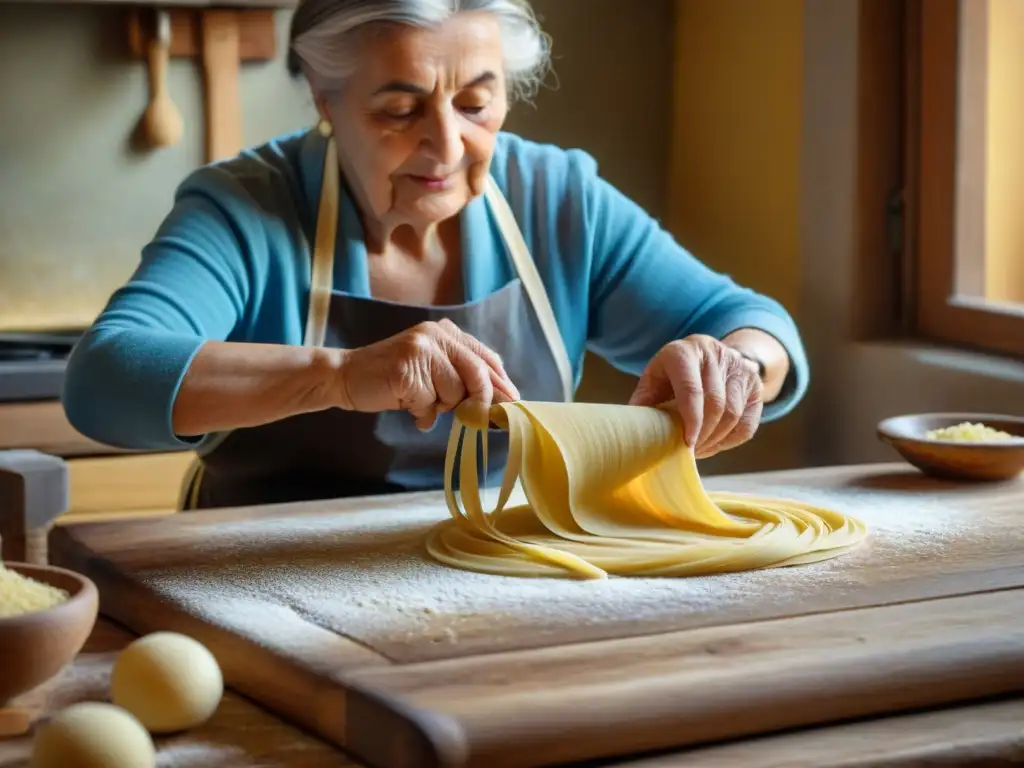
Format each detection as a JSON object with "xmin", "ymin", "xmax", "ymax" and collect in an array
[
  {"xmin": 333, "ymin": 319, "xmax": 519, "ymax": 430},
  {"xmin": 629, "ymin": 335, "xmax": 764, "ymax": 459},
  {"xmin": 330, "ymin": 323, "xmax": 765, "ymax": 454}
]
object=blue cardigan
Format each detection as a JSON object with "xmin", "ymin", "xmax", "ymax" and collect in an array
[{"xmin": 62, "ymin": 129, "xmax": 809, "ymax": 451}]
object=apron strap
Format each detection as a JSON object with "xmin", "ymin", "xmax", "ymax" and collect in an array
[
  {"xmin": 303, "ymin": 137, "xmax": 339, "ymax": 349},
  {"xmin": 482, "ymin": 176, "xmax": 574, "ymax": 403},
  {"xmin": 180, "ymin": 136, "xmax": 342, "ymax": 511}
]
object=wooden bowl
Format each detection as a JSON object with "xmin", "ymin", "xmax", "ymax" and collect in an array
[
  {"xmin": 0, "ymin": 563, "xmax": 99, "ymax": 703},
  {"xmin": 877, "ymin": 412, "xmax": 1024, "ymax": 481}
]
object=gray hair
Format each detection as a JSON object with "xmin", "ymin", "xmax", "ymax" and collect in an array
[{"xmin": 288, "ymin": 0, "xmax": 551, "ymax": 102}]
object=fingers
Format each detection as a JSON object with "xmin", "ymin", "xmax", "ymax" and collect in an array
[
  {"xmin": 437, "ymin": 319, "xmax": 519, "ymax": 402},
  {"xmin": 699, "ymin": 399, "xmax": 762, "ymax": 458},
  {"xmin": 632, "ymin": 336, "xmax": 765, "ymax": 456},
  {"xmin": 628, "ymin": 361, "xmax": 674, "ymax": 409},
  {"xmin": 410, "ymin": 406, "xmax": 440, "ymax": 432},
  {"xmin": 694, "ymin": 359, "xmax": 726, "ymax": 452},
  {"xmin": 437, "ymin": 319, "xmax": 504, "ymax": 374},
  {"xmin": 443, "ymin": 338, "xmax": 495, "ymax": 413},
  {"xmin": 401, "ymin": 334, "xmax": 462, "ymax": 431},
  {"xmin": 399, "ymin": 321, "xmax": 522, "ymax": 431},
  {"xmin": 663, "ymin": 346, "xmax": 705, "ymax": 447},
  {"xmin": 629, "ymin": 345, "xmax": 703, "ymax": 442},
  {"xmin": 693, "ymin": 380, "xmax": 745, "ymax": 457},
  {"xmin": 697, "ymin": 355, "xmax": 760, "ymax": 455}
]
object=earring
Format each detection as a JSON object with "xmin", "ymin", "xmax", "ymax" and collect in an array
[{"xmin": 316, "ymin": 118, "xmax": 333, "ymax": 138}]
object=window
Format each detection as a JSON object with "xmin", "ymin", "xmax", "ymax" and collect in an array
[{"xmin": 909, "ymin": 0, "xmax": 1024, "ymax": 358}]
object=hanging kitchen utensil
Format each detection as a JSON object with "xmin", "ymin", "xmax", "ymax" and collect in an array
[{"xmin": 143, "ymin": 9, "xmax": 183, "ymax": 148}]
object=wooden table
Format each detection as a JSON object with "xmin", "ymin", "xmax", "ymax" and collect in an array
[
  {"xmin": 1, "ymin": 617, "xmax": 1022, "ymax": 767},
  {"xmin": 5, "ymin": 460, "xmax": 1024, "ymax": 766}
]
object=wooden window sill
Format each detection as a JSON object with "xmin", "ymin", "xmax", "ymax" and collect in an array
[{"xmin": 855, "ymin": 340, "xmax": 1024, "ymax": 384}]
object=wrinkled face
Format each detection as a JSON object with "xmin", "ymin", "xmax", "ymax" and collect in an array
[{"xmin": 315, "ymin": 13, "xmax": 509, "ymax": 231}]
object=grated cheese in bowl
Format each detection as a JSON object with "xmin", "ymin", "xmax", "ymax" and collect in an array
[
  {"xmin": 0, "ymin": 564, "xmax": 70, "ymax": 618},
  {"xmin": 924, "ymin": 421, "xmax": 1016, "ymax": 443}
]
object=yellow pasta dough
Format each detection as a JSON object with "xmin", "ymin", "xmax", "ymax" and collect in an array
[{"xmin": 425, "ymin": 401, "xmax": 868, "ymax": 579}]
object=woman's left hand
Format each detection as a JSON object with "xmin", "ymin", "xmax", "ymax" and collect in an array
[{"xmin": 629, "ymin": 335, "xmax": 764, "ymax": 459}]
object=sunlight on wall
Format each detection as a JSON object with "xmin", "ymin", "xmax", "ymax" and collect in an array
[
  {"xmin": 669, "ymin": 0, "xmax": 805, "ymax": 472},
  {"xmin": 669, "ymin": 0, "xmax": 803, "ymax": 312},
  {"xmin": 985, "ymin": 0, "xmax": 1024, "ymax": 304}
]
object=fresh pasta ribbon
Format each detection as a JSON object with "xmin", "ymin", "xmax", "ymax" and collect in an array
[{"xmin": 426, "ymin": 401, "xmax": 868, "ymax": 579}]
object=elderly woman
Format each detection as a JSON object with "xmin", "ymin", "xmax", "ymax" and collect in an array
[{"xmin": 62, "ymin": 0, "xmax": 808, "ymax": 510}]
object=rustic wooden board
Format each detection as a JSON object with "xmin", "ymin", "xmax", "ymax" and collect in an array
[
  {"xmin": 50, "ymin": 462, "xmax": 1024, "ymax": 768},
  {"xmin": 345, "ymin": 589, "xmax": 1024, "ymax": 767},
  {"xmin": 622, "ymin": 696, "xmax": 1024, "ymax": 767},
  {"xmin": 3, "ymin": 618, "xmax": 1023, "ymax": 767},
  {"xmin": 54, "ymin": 463, "xmax": 1024, "ymax": 663}
]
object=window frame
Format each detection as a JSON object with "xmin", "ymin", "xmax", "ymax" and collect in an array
[{"xmin": 909, "ymin": 0, "xmax": 1024, "ymax": 359}]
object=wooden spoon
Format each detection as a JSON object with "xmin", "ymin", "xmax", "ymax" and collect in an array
[{"xmin": 144, "ymin": 9, "xmax": 183, "ymax": 148}]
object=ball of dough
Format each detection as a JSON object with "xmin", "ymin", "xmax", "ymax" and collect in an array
[
  {"xmin": 110, "ymin": 631, "xmax": 223, "ymax": 733},
  {"xmin": 31, "ymin": 702, "xmax": 155, "ymax": 768}
]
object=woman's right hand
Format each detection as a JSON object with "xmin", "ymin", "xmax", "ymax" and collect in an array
[{"xmin": 334, "ymin": 319, "xmax": 520, "ymax": 430}]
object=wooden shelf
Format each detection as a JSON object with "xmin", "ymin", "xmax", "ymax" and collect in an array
[{"xmin": 126, "ymin": 7, "xmax": 276, "ymax": 61}]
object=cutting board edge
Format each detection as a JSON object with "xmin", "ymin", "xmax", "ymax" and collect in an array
[
  {"xmin": 617, "ymin": 697, "xmax": 1024, "ymax": 768},
  {"xmin": 347, "ymin": 589, "xmax": 1024, "ymax": 768},
  {"xmin": 337, "ymin": 677, "xmax": 472, "ymax": 768}
]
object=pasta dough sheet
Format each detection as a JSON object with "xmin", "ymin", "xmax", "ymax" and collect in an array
[{"xmin": 426, "ymin": 401, "xmax": 869, "ymax": 579}]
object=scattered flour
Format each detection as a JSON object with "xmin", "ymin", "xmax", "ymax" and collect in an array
[
  {"xmin": 156, "ymin": 740, "xmax": 341, "ymax": 768},
  {"xmin": 157, "ymin": 744, "xmax": 247, "ymax": 768},
  {"xmin": 135, "ymin": 478, "xmax": 1017, "ymax": 663}
]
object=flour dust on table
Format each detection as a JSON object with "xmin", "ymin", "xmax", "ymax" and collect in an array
[{"xmin": 132, "ymin": 475, "xmax": 1005, "ymax": 663}]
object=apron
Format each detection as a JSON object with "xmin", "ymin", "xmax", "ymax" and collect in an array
[{"xmin": 177, "ymin": 136, "xmax": 574, "ymax": 510}]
